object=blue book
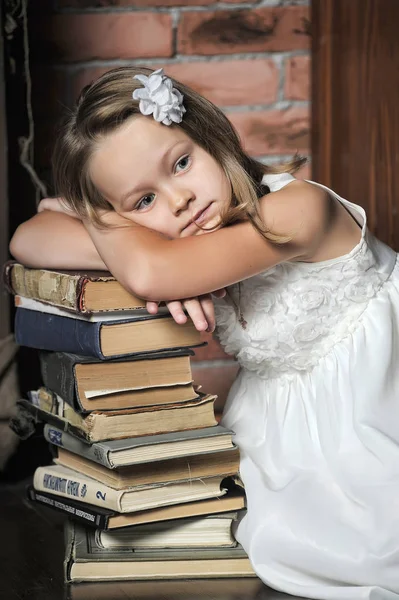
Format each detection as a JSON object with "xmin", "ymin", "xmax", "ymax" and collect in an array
[{"xmin": 15, "ymin": 308, "xmax": 203, "ymax": 360}]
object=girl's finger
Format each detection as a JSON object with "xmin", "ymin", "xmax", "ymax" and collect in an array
[
  {"xmin": 197, "ymin": 294, "xmax": 216, "ymax": 332},
  {"xmin": 212, "ymin": 288, "xmax": 227, "ymax": 298},
  {"xmin": 146, "ymin": 301, "xmax": 159, "ymax": 314},
  {"xmin": 165, "ymin": 300, "xmax": 188, "ymax": 325},
  {"xmin": 182, "ymin": 298, "xmax": 209, "ymax": 332}
]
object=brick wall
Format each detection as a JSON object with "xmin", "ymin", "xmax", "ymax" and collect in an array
[{"xmin": 30, "ymin": 0, "xmax": 311, "ymax": 414}]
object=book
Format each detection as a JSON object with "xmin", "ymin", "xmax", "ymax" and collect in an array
[
  {"xmin": 27, "ymin": 486, "xmax": 246, "ymax": 530},
  {"xmin": 64, "ymin": 521, "xmax": 256, "ymax": 582},
  {"xmin": 20, "ymin": 388, "xmax": 218, "ymax": 442},
  {"xmin": 14, "ymin": 295, "xmax": 167, "ymax": 322},
  {"xmin": 67, "ymin": 579, "xmax": 261, "ymax": 600},
  {"xmin": 43, "ymin": 424, "xmax": 235, "ymax": 468},
  {"xmin": 4, "ymin": 261, "xmax": 146, "ymax": 314},
  {"xmin": 14, "ymin": 308, "xmax": 203, "ymax": 359},
  {"xmin": 39, "ymin": 349, "xmax": 197, "ymax": 412},
  {"xmin": 33, "ymin": 464, "xmax": 231, "ymax": 513},
  {"xmin": 54, "ymin": 446, "xmax": 240, "ymax": 489},
  {"xmin": 95, "ymin": 511, "xmax": 241, "ymax": 549}
]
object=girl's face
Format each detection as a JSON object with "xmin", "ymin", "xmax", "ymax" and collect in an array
[{"xmin": 89, "ymin": 116, "xmax": 232, "ymax": 238}]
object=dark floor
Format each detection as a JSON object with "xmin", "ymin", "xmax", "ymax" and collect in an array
[{"xmin": 0, "ymin": 481, "xmax": 305, "ymax": 600}]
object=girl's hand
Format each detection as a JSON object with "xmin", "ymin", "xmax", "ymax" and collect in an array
[
  {"xmin": 37, "ymin": 197, "xmax": 81, "ymax": 219},
  {"xmin": 147, "ymin": 289, "xmax": 226, "ymax": 333}
]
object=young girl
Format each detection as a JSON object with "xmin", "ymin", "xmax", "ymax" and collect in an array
[{"xmin": 10, "ymin": 67, "xmax": 399, "ymax": 599}]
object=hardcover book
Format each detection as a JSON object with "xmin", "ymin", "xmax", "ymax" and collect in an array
[
  {"xmin": 64, "ymin": 521, "xmax": 256, "ymax": 582},
  {"xmin": 27, "ymin": 486, "xmax": 246, "ymax": 530},
  {"xmin": 39, "ymin": 349, "xmax": 197, "ymax": 412},
  {"xmin": 33, "ymin": 464, "xmax": 231, "ymax": 513},
  {"xmin": 20, "ymin": 387, "xmax": 218, "ymax": 442},
  {"xmin": 54, "ymin": 446, "xmax": 240, "ymax": 489},
  {"xmin": 4, "ymin": 261, "xmax": 145, "ymax": 314},
  {"xmin": 94, "ymin": 511, "xmax": 241, "ymax": 549},
  {"xmin": 43, "ymin": 424, "xmax": 235, "ymax": 468},
  {"xmin": 15, "ymin": 308, "xmax": 203, "ymax": 359},
  {"xmin": 14, "ymin": 295, "xmax": 168, "ymax": 322},
  {"xmin": 67, "ymin": 579, "xmax": 261, "ymax": 600}
]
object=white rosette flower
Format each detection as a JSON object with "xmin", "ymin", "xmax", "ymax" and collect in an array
[{"xmin": 133, "ymin": 69, "xmax": 186, "ymax": 126}]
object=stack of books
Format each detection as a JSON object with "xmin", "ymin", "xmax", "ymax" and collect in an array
[{"xmin": 4, "ymin": 261, "xmax": 255, "ymax": 583}]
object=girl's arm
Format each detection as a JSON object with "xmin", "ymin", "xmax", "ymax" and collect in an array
[
  {"xmin": 9, "ymin": 208, "xmax": 222, "ymax": 332},
  {"xmin": 86, "ymin": 181, "xmax": 331, "ymax": 302},
  {"xmin": 10, "ymin": 210, "xmax": 106, "ymax": 270}
]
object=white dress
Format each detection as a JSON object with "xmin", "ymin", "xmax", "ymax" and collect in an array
[{"xmin": 215, "ymin": 173, "xmax": 399, "ymax": 600}]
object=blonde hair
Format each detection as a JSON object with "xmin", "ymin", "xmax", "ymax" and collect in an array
[{"xmin": 53, "ymin": 66, "xmax": 306, "ymax": 242}]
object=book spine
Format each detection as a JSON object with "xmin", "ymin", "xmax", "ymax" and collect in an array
[
  {"xmin": 2, "ymin": 260, "xmax": 15, "ymax": 295},
  {"xmin": 22, "ymin": 398, "xmax": 92, "ymax": 443},
  {"xmin": 15, "ymin": 308, "xmax": 104, "ymax": 359},
  {"xmin": 8, "ymin": 263, "xmax": 81, "ymax": 311},
  {"xmin": 43, "ymin": 424, "xmax": 112, "ymax": 468},
  {"xmin": 75, "ymin": 277, "xmax": 89, "ymax": 313},
  {"xmin": 63, "ymin": 519, "xmax": 75, "ymax": 584},
  {"xmin": 39, "ymin": 352, "xmax": 82, "ymax": 411},
  {"xmin": 27, "ymin": 487, "xmax": 109, "ymax": 529},
  {"xmin": 33, "ymin": 466, "xmax": 123, "ymax": 511}
]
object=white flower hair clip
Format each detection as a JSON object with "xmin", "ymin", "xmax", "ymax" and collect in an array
[{"xmin": 132, "ymin": 69, "xmax": 186, "ymax": 126}]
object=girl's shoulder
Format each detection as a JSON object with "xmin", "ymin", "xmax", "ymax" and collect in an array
[{"xmin": 259, "ymin": 176, "xmax": 333, "ymax": 253}]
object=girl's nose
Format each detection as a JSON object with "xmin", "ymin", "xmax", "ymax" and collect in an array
[{"xmin": 168, "ymin": 188, "xmax": 194, "ymax": 214}]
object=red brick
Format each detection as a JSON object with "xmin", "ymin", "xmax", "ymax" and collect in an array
[
  {"xmin": 30, "ymin": 13, "xmax": 173, "ymax": 62},
  {"xmin": 191, "ymin": 363, "xmax": 239, "ymax": 413},
  {"xmin": 228, "ymin": 106, "xmax": 310, "ymax": 156},
  {"xmin": 59, "ymin": 0, "xmax": 213, "ymax": 6},
  {"xmin": 165, "ymin": 59, "xmax": 278, "ymax": 107},
  {"xmin": 192, "ymin": 332, "xmax": 235, "ymax": 362},
  {"xmin": 178, "ymin": 6, "xmax": 310, "ymax": 56},
  {"xmin": 285, "ymin": 55, "xmax": 310, "ymax": 101},
  {"xmin": 72, "ymin": 59, "xmax": 278, "ymax": 108}
]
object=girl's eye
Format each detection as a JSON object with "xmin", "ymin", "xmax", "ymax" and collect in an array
[
  {"xmin": 175, "ymin": 155, "xmax": 191, "ymax": 173},
  {"xmin": 136, "ymin": 193, "xmax": 155, "ymax": 210}
]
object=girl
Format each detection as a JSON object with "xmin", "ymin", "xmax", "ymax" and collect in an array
[{"xmin": 10, "ymin": 67, "xmax": 399, "ymax": 599}]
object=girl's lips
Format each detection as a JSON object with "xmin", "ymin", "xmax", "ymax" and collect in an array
[
  {"xmin": 180, "ymin": 203, "xmax": 213, "ymax": 236},
  {"xmin": 193, "ymin": 203, "xmax": 212, "ymax": 225}
]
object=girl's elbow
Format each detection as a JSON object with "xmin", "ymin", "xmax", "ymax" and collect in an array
[
  {"xmin": 122, "ymin": 252, "xmax": 169, "ymax": 301},
  {"xmin": 123, "ymin": 268, "xmax": 160, "ymax": 302},
  {"xmin": 9, "ymin": 225, "xmax": 28, "ymax": 263}
]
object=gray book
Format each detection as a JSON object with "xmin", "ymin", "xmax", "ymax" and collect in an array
[
  {"xmin": 64, "ymin": 521, "xmax": 256, "ymax": 583},
  {"xmin": 44, "ymin": 424, "xmax": 235, "ymax": 468}
]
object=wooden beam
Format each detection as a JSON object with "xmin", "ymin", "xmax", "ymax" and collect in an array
[
  {"xmin": 311, "ymin": 0, "xmax": 399, "ymax": 248},
  {"xmin": 0, "ymin": 8, "xmax": 10, "ymax": 337}
]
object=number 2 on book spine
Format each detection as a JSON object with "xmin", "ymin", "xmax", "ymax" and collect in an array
[{"xmin": 96, "ymin": 490, "xmax": 106, "ymax": 501}]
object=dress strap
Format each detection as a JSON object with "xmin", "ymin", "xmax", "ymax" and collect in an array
[
  {"xmin": 304, "ymin": 179, "xmax": 366, "ymax": 234},
  {"xmin": 262, "ymin": 173, "xmax": 296, "ymax": 193},
  {"xmin": 262, "ymin": 172, "xmax": 367, "ymax": 233}
]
